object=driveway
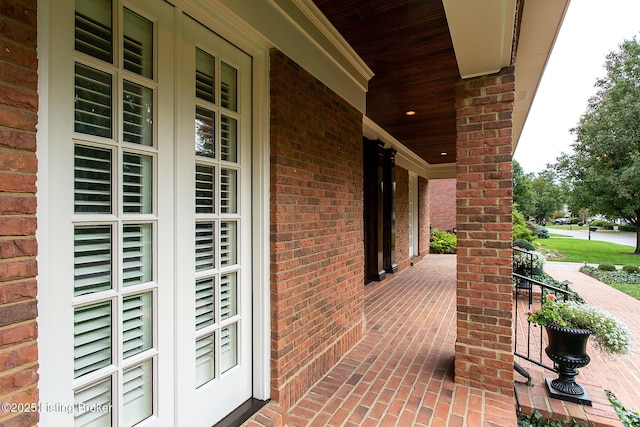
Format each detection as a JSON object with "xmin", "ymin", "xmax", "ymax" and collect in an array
[{"xmin": 549, "ymin": 226, "xmax": 637, "ymax": 247}]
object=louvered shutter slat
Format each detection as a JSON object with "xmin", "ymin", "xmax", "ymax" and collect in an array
[
  {"xmin": 195, "ymin": 278, "xmax": 214, "ymax": 330},
  {"xmin": 74, "ymin": 378, "xmax": 112, "ymax": 427},
  {"xmin": 74, "ymin": 302, "xmax": 112, "ymax": 378},
  {"xmin": 123, "ymin": 360, "xmax": 152, "ymax": 426}
]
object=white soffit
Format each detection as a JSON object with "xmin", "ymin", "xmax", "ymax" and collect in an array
[
  {"xmin": 512, "ymin": 0, "xmax": 570, "ymax": 150},
  {"xmin": 443, "ymin": 0, "xmax": 517, "ymax": 79}
]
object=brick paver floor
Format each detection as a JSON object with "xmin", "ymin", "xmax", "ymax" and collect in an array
[
  {"xmin": 244, "ymin": 255, "xmax": 517, "ymax": 426},
  {"xmin": 245, "ymin": 257, "xmax": 640, "ymax": 427}
]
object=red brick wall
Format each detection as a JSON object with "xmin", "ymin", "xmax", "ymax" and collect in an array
[
  {"xmin": 454, "ymin": 67, "xmax": 514, "ymax": 396},
  {"xmin": 269, "ymin": 49, "xmax": 365, "ymax": 408},
  {"xmin": 429, "ymin": 178, "xmax": 456, "ymax": 233},
  {"xmin": 394, "ymin": 167, "xmax": 409, "ymax": 270},
  {"xmin": 418, "ymin": 177, "xmax": 430, "ymax": 257},
  {"xmin": 0, "ymin": 1, "xmax": 39, "ymax": 426}
]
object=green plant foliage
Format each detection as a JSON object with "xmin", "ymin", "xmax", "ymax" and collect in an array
[
  {"xmin": 528, "ymin": 294, "xmax": 633, "ymax": 355},
  {"xmin": 517, "ymin": 411, "xmax": 580, "ymax": 427},
  {"xmin": 606, "ymin": 390, "xmax": 640, "ymax": 427},
  {"xmin": 622, "ymin": 265, "xmax": 640, "ymax": 273},
  {"xmin": 581, "ymin": 266, "xmax": 640, "ymax": 286},
  {"xmin": 598, "ymin": 263, "xmax": 617, "ymax": 271},
  {"xmin": 514, "ymin": 205, "xmax": 535, "ymax": 242},
  {"xmin": 429, "ymin": 229, "xmax": 456, "ymax": 254},
  {"xmin": 514, "ymin": 239, "xmax": 536, "ymax": 251}
]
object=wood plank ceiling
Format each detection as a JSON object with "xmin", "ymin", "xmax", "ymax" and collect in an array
[{"xmin": 313, "ymin": 0, "xmax": 459, "ymax": 165}]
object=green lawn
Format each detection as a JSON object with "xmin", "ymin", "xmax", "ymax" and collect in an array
[
  {"xmin": 535, "ymin": 237, "xmax": 640, "ymax": 266},
  {"xmin": 608, "ymin": 283, "xmax": 640, "ymax": 300}
]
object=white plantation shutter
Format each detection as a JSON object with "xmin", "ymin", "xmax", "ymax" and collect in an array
[
  {"xmin": 195, "ymin": 222, "xmax": 214, "ymax": 271},
  {"xmin": 123, "ymin": 360, "xmax": 153, "ymax": 427},
  {"xmin": 74, "ymin": 226, "xmax": 112, "ymax": 296},
  {"xmin": 220, "ymin": 116, "xmax": 237, "ymax": 162},
  {"xmin": 122, "ymin": 81, "xmax": 153, "ymax": 146},
  {"xmin": 220, "ymin": 62, "xmax": 237, "ymax": 111},
  {"xmin": 123, "ymin": 9, "xmax": 152, "ymax": 79},
  {"xmin": 74, "ymin": 302, "xmax": 112, "ymax": 378},
  {"xmin": 220, "ymin": 169, "xmax": 237, "ymax": 213},
  {"xmin": 196, "ymin": 48, "xmax": 215, "ymax": 103},
  {"xmin": 220, "ymin": 324, "xmax": 237, "ymax": 373},
  {"xmin": 220, "ymin": 221, "xmax": 236, "ymax": 266},
  {"xmin": 220, "ymin": 273, "xmax": 236, "ymax": 320},
  {"xmin": 74, "ymin": 145, "xmax": 112, "ymax": 214},
  {"xmin": 122, "ymin": 153, "xmax": 152, "ymax": 214},
  {"xmin": 74, "ymin": 378, "xmax": 112, "ymax": 427},
  {"xmin": 195, "ymin": 165, "xmax": 214, "ymax": 213},
  {"xmin": 74, "ymin": 63, "xmax": 112, "ymax": 138},
  {"xmin": 122, "ymin": 224, "xmax": 152, "ymax": 286},
  {"xmin": 195, "ymin": 278, "xmax": 215, "ymax": 330},
  {"xmin": 122, "ymin": 292, "xmax": 152, "ymax": 358},
  {"xmin": 74, "ymin": 0, "xmax": 112, "ymax": 63},
  {"xmin": 195, "ymin": 334, "xmax": 215, "ymax": 387}
]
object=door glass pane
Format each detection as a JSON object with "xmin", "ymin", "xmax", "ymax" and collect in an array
[
  {"xmin": 123, "ymin": 81, "xmax": 153, "ymax": 146},
  {"xmin": 74, "ymin": 145, "xmax": 112, "ymax": 213},
  {"xmin": 195, "ymin": 222, "xmax": 214, "ymax": 271},
  {"xmin": 123, "ymin": 359, "xmax": 153, "ymax": 427},
  {"xmin": 220, "ymin": 168, "xmax": 237, "ymax": 214},
  {"xmin": 195, "ymin": 334, "xmax": 215, "ymax": 387},
  {"xmin": 220, "ymin": 221, "xmax": 237, "ymax": 266},
  {"xmin": 195, "ymin": 277, "xmax": 215, "ymax": 330},
  {"xmin": 74, "ymin": 301, "xmax": 112, "ymax": 378},
  {"xmin": 220, "ymin": 323, "xmax": 237, "ymax": 373},
  {"xmin": 122, "ymin": 224, "xmax": 153, "ymax": 286},
  {"xmin": 123, "ymin": 152, "xmax": 153, "ymax": 213},
  {"xmin": 220, "ymin": 62, "xmax": 237, "ymax": 111},
  {"xmin": 220, "ymin": 273, "xmax": 237, "ymax": 320},
  {"xmin": 74, "ymin": 378, "xmax": 112, "ymax": 427},
  {"xmin": 75, "ymin": 0, "xmax": 112, "ymax": 63},
  {"xmin": 123, "ymin": 292, "xmax": 153, "ymax": 358},
  {"xmin": 74, "ymin": 226, "xmax": 112, "ymax": 296},
  {"xmin": 75, "ymin": 63, "xmax": 112, "ymax": 138},
  {"xmin": 195, "ymin": 164, "xmax": 214, "ymax": 213},
  {"xmin": 195, "ymin": 107, "xmax": 215, "ymax": 158},
  {"xmin": 220, "ymin": 116, "xmax": 237, "ymax": 162},
  {"xmin": 123, "ymin": 8, "xmax": 153, "ymax": 79},
  {"xmin": 196, "ymin": 48, "xmax": 215, "ymax": 103}
]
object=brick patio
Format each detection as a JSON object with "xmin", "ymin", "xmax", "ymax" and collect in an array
[{"xmin": 244, "ymin": 256, "xmax": 640, "ymax": 426}]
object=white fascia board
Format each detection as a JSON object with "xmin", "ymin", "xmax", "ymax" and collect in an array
[
  {"xmin": 211, "ymin": 0, "xmax": 374, "ymax": 113},
  {"xmin": 443, "ymin": 0, "xmax": 516, "ymax": 79}
]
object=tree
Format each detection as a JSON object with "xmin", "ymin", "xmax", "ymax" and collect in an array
[
  {"xmin": 562, "ymin": 37, "xmax": 640, "ymax": 253},
  {"xmin": 513, "ymin": 160, "xmax": 535, "ymax": 218},
  {"xmin": 530, "ymin": 167, "xmax": 563, "ymax": 224}
]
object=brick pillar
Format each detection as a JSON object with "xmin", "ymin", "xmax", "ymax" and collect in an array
[
  {"xmin": 454, "ymin": 67, "xmax": 514, "ymax": 396},
  {"xmin": 0, "ymin": 1, "xmax": 40, "ymax": 426}
]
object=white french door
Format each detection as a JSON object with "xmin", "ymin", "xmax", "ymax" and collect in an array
[
  {"xmin": 174, "ymin": 15, "xmax": 253, "ymax": 427},
  {"xmin": 43, "ymin": 1, "xmax": 254, "ymax": 426}
]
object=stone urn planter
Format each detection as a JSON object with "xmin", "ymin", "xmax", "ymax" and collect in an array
[{"xmin": 544, "ymin": 325, "xmax": 593, "ymax": 405}]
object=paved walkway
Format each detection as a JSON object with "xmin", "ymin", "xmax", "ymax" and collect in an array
[
  {"xmin": 545, "ymin": 262, "xmax": 640, "ymax": 414},
  {"xmin": 244, "ymin": 257, "xmax": 640, "ymax": 427}
]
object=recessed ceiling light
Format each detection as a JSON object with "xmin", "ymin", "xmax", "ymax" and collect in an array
[
  {"xmin": 405, "ymin": 110, "xmax": 416, "ymax": 116},
  {"xmin": 440, "ymin": 152, "xmax": 447, "ymax": 156}
]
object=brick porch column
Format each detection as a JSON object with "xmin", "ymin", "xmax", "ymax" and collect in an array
[{"xmin": 454, "ymin": 67, "xmax": 514, "ymax": 396}]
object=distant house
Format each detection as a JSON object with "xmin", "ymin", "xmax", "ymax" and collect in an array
[
  {"xmin": 0, "ymin": 0, "xmax": 569, "ymax": 425},
  {"xmin": 429, "ymin": 178, "xmax": 457, "ymax": 233}
]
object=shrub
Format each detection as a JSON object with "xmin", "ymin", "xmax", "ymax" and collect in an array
[
  {"xmin": 537, "ymin": 226, "xmax": 549, "ymax": 239},
  {"xmin": 622, "ymin": 265, "xmax": 640, "ymax": 273},
  {"xmin": 430, "ymin": 229, "xmax": 456, "ymax": 254},
  {"xmin": 513, "ymin": 239, "xmax": 535, "ymax": 251},
  {"xmin": 513, "ymin": 207, "xmax": 535, "ymax": 242},
  {"xmin": 598, "ymin": 263, "xmax": 616, "ymax": 271},
  {"xmin": 620, "ymin": 224, "xmax": 636, "ymax": 232}
]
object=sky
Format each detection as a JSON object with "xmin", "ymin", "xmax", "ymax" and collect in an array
[{"xmin": 513, "ymin": 0, "xmax": 640, "ymax": 175}]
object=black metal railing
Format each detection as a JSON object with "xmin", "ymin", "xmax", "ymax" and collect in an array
[{"xmin": 512, "ymin": 248, "xmax": 575, "ymax": 378}]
